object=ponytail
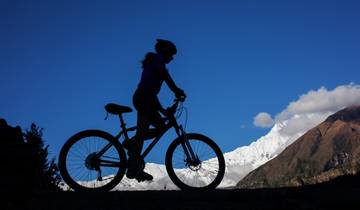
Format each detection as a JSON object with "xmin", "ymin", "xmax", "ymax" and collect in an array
[{"xmin": 141, "ymin": 52, "xmax": 156, "ymax": 69}]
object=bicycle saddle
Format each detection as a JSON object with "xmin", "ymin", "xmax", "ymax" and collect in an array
[{"xmin": 105, "ymin": 103, "xmax": 133, "ymax": 115}]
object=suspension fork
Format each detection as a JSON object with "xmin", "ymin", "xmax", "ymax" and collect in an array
[{"xmin": 177, "ymin": 125, "xmax": 197, "ymax": 161}]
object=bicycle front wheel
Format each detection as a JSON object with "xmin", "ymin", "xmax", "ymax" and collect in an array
[
  {"xmin": 58, "ymin": 130, "xmax": 127, "ymax": 192},
  {"xmin": 165, "ymin": 133, "xmax": 225, "ymax": 190}
]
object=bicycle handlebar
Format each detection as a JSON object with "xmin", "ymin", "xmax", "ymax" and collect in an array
[{"xmin": 166, "ymin": 96, "xmax": 186, "ymax": 116}]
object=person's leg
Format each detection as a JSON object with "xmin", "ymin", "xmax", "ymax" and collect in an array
[
  {"xmin": 148, "ymin": 111, "xmax": 166, "ymax": 134},
  {"xmin": 126, "ymin": 111, "xmax": 166, "ymax": 181},
  {"xmin": 132, "ymin": 111, "xmax": 166, "ymax": 181},
  {"xmin": 126, "ymin": 94, "xmax": 166, "ymax": 181},
  {"xmin": 126, "ymin": 112, "xmax": 150, "ymax": 179},
  {"xmin": 132, "ymin": 113, "xmax": 150, "ymax": 156}
]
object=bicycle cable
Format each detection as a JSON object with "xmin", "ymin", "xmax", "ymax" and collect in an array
[{"xmin": 175, "ymin": 102, "xmax": 188, "ymax": 131}]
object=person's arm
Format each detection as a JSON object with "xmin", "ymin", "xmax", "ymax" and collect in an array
[
  {"xmin": 163, "ymin": 69, "xmax": 186, "ymax": 98},
  {"xmin": 163, "ymin": 69, "xmax": 178, "ymax": 92}
]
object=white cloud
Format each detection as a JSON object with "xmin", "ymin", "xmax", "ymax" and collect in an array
[
  {"xmin": 277, "ymin": 84, "xmax": 360, "ymax": 120},
  {"xmin": 254, "ymin": 112, "xmax": 274, "ymax": 128},
  {"xmin": 254, "ymin": 84, "xmax": 360, "ymax": 137}
]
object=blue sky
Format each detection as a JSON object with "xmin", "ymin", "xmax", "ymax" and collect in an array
[{"xmin": 1, "ymin": 0, "xmax": 359, "ymax": 163}]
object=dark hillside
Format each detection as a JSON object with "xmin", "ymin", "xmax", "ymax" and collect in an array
[{"xmin": 4, "ymin": 173, "xmax": 360, "ymax": 210}]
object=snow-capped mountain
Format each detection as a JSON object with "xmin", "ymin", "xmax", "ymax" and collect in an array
[
  {"xmin": 112, "ymin": 121, "xmax": 304, "ymax": 190},
  {"xmin": 238, "ymin": 106, "xmax": 360, "ymax": 188},
  {"xmin": 220, "ymin": 122, "xmax": 303, "ymax": 188}
]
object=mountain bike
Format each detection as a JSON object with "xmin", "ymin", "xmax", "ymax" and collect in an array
[{"xmin": 58, "ymin": 98, "xmax": 225, "ymax": 192}]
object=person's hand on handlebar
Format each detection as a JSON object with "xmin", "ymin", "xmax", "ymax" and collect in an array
[{"xmin": 175, "ymin": 88, "xmax": 186, "ymax": 102}]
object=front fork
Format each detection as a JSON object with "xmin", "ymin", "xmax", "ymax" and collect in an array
[{"xmin": 177, "ymin": 126, "xmax": 198, "ymax": 163}]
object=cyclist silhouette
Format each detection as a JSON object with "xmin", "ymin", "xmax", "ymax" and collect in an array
[{"xmin": 124, "ymin": 39, "xmax": 186, "ymax": 182}]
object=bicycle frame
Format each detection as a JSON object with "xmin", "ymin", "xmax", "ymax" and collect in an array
[{"xmin": 97, "ymin": 105, "xmax": 197, "ymax": 164}]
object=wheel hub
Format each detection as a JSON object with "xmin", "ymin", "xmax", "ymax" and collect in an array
[
  {"xmin": 85, "ymin": 153, "xmax": 100, "ymax": 170},
  {"xmin": 186, "ymin": 158, "xmax": 202, "ymax": 171}
]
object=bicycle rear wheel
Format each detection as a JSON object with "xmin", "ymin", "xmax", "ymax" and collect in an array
[
  {"xmin": 58, "ymin": 130, "xmax": 126, "ymax": 192},
  {"xmin": 165, "ymin": 133, "xmax": 225, "ymax": 190}
]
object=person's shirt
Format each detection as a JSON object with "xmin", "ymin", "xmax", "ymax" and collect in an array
[{"xmin": 136, "ymin": 53, "xmax": 178, "ymax": 96}]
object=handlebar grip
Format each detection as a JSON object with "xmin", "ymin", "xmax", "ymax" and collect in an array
[{"xmin": 175, "ymin": 95, "xmax": 186, "ymax": 102}]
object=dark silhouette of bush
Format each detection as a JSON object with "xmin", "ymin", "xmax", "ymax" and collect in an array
[
  {"xmin": 0, "ymin": 119, "xmax": 61, "ymax": 192},
  {"xmin": 23, "ymin": 123, "xmax": 62, "ymax": 191}
]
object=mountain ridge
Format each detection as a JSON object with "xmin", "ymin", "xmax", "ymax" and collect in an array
[{"xmin": 237, "ymin": 105, "xmax": 360, "ymax": 188}]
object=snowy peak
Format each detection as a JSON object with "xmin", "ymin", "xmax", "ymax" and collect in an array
[{"xmin": 220, "ymin": 121, "xmax": 303, "ymax": 187}]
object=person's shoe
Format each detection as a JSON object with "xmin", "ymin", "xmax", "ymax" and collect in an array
[
  {"xmin": 126, "ymin": 167, "xmax": 139, "ymax": 179},
  {"xmin": 126, "ymin": 169, "xmax": 153, "ymax": 182},
  {"xmin": 135, "ymin": 171, "xmax": 153, "ymax": 182}
]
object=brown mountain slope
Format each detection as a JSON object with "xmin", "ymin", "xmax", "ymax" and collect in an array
[{"xmin": 237, "ymin": 106, "xmax": 360, "ymax": 188}]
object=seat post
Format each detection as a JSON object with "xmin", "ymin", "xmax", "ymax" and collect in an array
[{"xmin": 119, "ymin": 114, "xmax": 130, "ymax": 140}]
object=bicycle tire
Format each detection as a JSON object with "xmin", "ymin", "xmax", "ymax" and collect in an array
[
  {"xmin": 58, "ymin": 130, "xmax": 127, "ymax": 192},
  {"xmin": 165, "ymin": 133, "xmax": 225, "ymax": 190}
]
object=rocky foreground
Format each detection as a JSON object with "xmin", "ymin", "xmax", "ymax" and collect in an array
[{"xmin": 4, "ymin": 173, "xmax": 360, "ymax": 210}]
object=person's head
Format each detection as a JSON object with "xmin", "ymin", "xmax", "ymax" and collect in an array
[{"xmin": 155, "ymin": 39, "xmax": 177, "ymax": 64}]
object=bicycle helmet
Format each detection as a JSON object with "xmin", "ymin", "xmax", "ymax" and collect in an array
[{"xmin": 155, "ymin": 39, "xmax": 177, "ymax": 55}]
